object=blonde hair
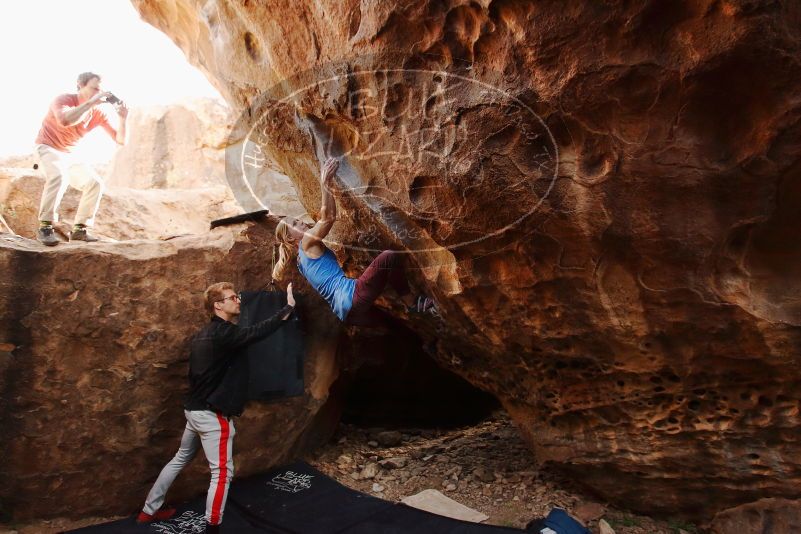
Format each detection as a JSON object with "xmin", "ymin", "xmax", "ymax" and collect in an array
[
  {"xmin": 204, "ymin": 282, "xmax": 234, "ymax": 315},
  {"xmin": 273, "ymin": 219, "xmax": 295, "ymax": 281}
]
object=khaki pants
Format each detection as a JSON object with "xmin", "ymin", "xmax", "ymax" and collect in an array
[{"xmin": 34, "ymin": 143, "xmax": 104, "ymax": 226}]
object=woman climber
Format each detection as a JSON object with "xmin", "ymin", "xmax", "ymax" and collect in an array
[{"xmin": 273, "ymin": 158, "xmax": 437, "ymax": 327}]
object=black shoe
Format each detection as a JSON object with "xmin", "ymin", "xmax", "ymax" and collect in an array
[
  {"xmin": 205, "ymin": 523, "xmax": 221, "ymax": 534},
  {"xmin": 36, "ymin": 225, "xmax": 59, "ymax": 246},
  {"xmin": 69, "ymin": 227, "xmax": 99, "ymax": 242}
]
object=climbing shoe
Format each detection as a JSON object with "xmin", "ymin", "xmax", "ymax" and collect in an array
[
  {"xmin": 409, "ymin": 294, "xmax": 440, "ymax": 318},
  {"xmin": 136, "ymin": 507, "xmax": 176, "ymax": 523}
]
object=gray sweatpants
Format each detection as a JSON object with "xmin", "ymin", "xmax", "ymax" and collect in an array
[{"xmin": 142, "ymin": 410, "xmax": 236, "ymax": 525}]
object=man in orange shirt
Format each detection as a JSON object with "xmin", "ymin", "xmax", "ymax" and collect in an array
[{"xmin": 34, "ymin": 72, "xmax": 128, "ymax": 245}]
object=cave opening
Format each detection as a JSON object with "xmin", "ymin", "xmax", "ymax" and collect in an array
[{"xmin": 333, "ymin": 323, "xmax": 500, "ymax": 429}]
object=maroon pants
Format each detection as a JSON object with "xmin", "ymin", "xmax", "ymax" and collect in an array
[{"xmin": 346, "ymin": 251, "xmax": 410, "ymax": 327}]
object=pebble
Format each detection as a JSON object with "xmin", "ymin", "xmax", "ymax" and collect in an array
[
  {"xmin": 376, "ymin": 430, "xmax": 403, "ymax": 447},
  {"xmin": 379, "ymin": 456, "xmax": 408, "ymax": 469},
  {"xmin": 473, "ymin": 467, "xmax": 496, "ymax": 483},
  {"xmin": 574, "ymin": 501, "xmax": 606, "ymax": 522},
  {"xmin": 444, "ymin": 466, "xmax": 462, "ymax": 476},
  {"xmin": 359, "ymin": 463, "xmax": 379, "ymax": 480},
  {"xmin": 599, "ymin": 519, "xmax": 616, "ymax": 534}
]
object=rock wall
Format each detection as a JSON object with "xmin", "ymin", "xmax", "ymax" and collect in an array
[
  {"xmin": 105, "ymin": 98, "xmax": 231, "ymax": 190},
  {"xmin": 107, "ymin": 97, "xmax": 303, "ymax": 216},
  {"xmin": 710, "ymin": 498, "xmax": 801, "ymax": 534},
  {"xmin": 0, "ymin": 167, "xmax": 238, "ymax": 241},
  {"xmin": 0, "ymin": 220, "xmax": 343, "ymax": 521},
  {"xmin": 131, "ymin": 0, "xmax": 801, "ymax": 519}
]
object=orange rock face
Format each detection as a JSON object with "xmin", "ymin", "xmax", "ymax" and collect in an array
[
  {"xmin": 105, "ymin": 98, "xmax": 232, "ymax": 190},
  {"xmin": 710, "ymin": 498, "xmax": 801, "ymax": 534},
  {"xmin": 0, "ymin": 221, "xmax": 343, "ymax": 521},
  {"xmin": 21, "ymin": 0, "xmax": 799, "ymax": 520}
]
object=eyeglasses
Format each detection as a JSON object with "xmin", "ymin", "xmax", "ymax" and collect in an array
[{"xmin": 217, "ymin": 294, "xmax": 241, "ymax": 303}]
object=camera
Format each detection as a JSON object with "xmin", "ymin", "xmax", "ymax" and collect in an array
[{"xmin": 104, "ymin": 93, "xmax": 122, "ymax": 105}]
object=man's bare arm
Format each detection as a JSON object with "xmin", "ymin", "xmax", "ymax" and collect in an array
[{"xmin": 56, "ymin": 92, "xmax": 108, "ymax": 126}]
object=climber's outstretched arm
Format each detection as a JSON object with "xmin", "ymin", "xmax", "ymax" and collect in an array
[{"xmin": 302, "ymin": 158, "xmax": 340, "ymax": 254}]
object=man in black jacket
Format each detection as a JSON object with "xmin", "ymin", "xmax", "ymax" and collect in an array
[{"xmin": 136, "ymin": 281, "xmax": 295, "ymax": 533}]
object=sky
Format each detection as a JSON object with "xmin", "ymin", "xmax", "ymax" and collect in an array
[{"xmin": 0, "ymin": 0, "xmax": 222, "ymax": 161}]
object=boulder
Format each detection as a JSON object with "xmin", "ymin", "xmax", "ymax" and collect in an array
[
  {"xmin": 130, "ymin": 0, "xmax": 801, "ymax": 519},
  {"xmin": 105, "ymin": 98, "xmax": 232, "ymax": 190},
  {"xmin": 106, "ymin": 97, "xmax": 304, "ymax": 216},
  {"xmin": 709, "ymin": 498, "xmax": 801, "ymax": 534},
  {"xmin": 0, "ymin": 219, "xmax": 343, "ymax": 521},
  {"xmin": 375, "ymin": 430, "xmax": 403, "ymax": 448},
  {"xmin": 0, "ymin": 168, "xmax": 239, "ymax": 241}
]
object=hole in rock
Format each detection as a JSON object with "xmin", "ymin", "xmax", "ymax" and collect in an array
[
  {"xmin": 243, "ymin": 32, "xmax": 261, "ymax": 62},
  {"xmin": 347, "ymin": 6, "xmax": 361, "ymax": 38},
  {"xmin": 758, "ymin": 395, "xmax": 774, "ymax": 408},
  {"xmin": 333, "ymin": 325, "xmax": 499, "ymax": 428}
]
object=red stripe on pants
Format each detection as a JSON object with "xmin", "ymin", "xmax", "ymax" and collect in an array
[{"xmin": 209, "ymin": 414, "xmax": 230, "ymax": 525}]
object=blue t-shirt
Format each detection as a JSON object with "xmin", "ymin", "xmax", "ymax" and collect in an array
[{"xmin": 297, "ymin": 246, "xmax": 356, "ymax": 321}]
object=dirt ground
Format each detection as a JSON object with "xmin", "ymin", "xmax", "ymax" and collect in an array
[
  {"xmin": 1, "ymin": 412, "xmax": 702, "ymax": 534},
  {"xmin": 305, "ymin": 412, "xmax": 702, "ymax": 534}
]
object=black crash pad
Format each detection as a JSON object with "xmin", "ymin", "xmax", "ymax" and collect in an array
[{"xmin": 67, "ymin": 462, "xmax": 526, "ymax": 533}]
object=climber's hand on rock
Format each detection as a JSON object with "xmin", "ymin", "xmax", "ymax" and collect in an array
[{"xmin": 321, "ymin": 157, "xmax": 339, "ymax": 187}]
